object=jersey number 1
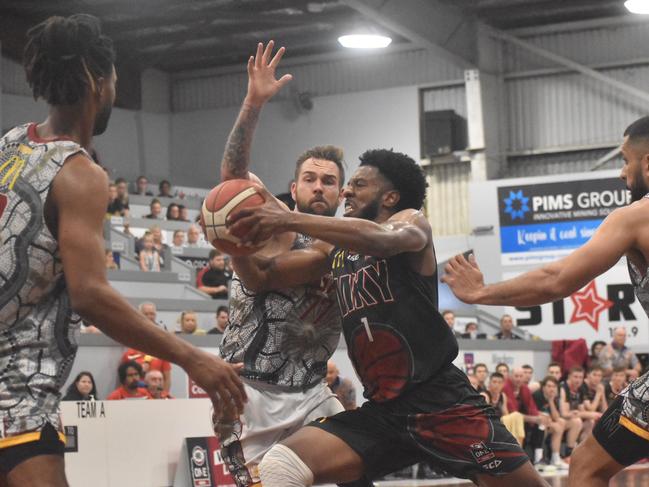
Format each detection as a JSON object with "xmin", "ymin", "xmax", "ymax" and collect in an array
[{"xmin": 361, "ymin": 317, "xmax": 374, "ymax": 342}]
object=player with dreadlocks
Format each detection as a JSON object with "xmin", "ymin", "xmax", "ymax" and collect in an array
[{"xmin": 0, "ymin": 14, "xmax": 246, "ymax": 487}]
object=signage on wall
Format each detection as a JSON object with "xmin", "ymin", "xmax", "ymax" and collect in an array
[
  {"xmin": 504, "ymin": 265, "xmax": 648, "ymax": 346},
  {"xmin": 175, "ymin": 437, "xmax": 236, "ymax": 487},
  {"xmin": 497, "ymin": 178, "xmax": 630, "ymax": 265}
]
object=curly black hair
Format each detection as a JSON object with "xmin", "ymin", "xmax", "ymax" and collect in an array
[
  {"xmin": 23, "ymin": 14, "xmax": 115, "ymax": 105},
  {"xmin": 359, "ymin": 149, "xmax": 427, "ymax": 211},
  {"xmin": 118, "ymin": 360, "xmax": 143, "ymax": 384}
]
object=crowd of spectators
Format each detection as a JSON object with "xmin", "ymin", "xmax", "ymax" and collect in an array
[{"xmin": 443, "ymin": 311, "xmax": 526, "ymax": 340}]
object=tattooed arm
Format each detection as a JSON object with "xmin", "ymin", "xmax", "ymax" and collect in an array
[{"xmin": 220, "ymin": 40, "xmax": 293, "ymax": 182}]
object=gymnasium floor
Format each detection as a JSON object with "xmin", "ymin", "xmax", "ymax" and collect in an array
[{"xmin": 368, "ymin": 464, "xmax": 649, "ymax": 487}]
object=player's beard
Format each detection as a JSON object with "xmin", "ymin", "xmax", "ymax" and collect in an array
[
  {"xmin": 295, "ymin": 194, "xmax": 337, "ymax": 216},
  {"xmin": 629, "ymin": 165, "xmax": 649, "ymax": 202},
  {"xmin": 355, "ymin": 197, "xmax": 380, "ymax": 221},
  {"xmin": 93, "ymin": 100, "xmax": 113, "ymax": 136}
]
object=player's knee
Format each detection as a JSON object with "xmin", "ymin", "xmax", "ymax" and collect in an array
[{"xmin": 258, "ymin": 444, "xmax": 314, "ymax": 487}]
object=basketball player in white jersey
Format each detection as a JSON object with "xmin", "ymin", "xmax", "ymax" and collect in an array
[
  {"xmin": 0, "ymin": 14, "xmax": 245, "ymax": 487},
  {"xmin": 443, "ymin": 116, "xmax": 649, "ymax": 486},
  {"xmin": 214, "ymin": 42, "xmax": 367, "ymax": 487}
]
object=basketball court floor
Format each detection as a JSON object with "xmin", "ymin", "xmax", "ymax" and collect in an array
[{"xmin": 368, "ymin": 464, "xmax": 649, "ymax": 487}]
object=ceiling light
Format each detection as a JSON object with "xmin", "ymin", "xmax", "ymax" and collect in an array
[
  {"xmin": 338, "ymin": 34, "xmax": 392, "ymax": 49},
  {"xmin": 625, "ymin": 0, "xmax": 649, "ymax": 14}
]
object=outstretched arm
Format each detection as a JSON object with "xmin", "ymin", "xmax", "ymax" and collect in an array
[
  {"xmin": 441, "ymin": 206, "xmax": 636, "ymax": 306},
  {"xmin": 220, "ymin": 41, "xmax": 292, "ymax": 182},
  {"xmin": 228, "ymin": 187, "xmax": 430, "ymax": 258}
]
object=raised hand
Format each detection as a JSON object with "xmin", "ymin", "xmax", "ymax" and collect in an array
[
  {"xmin": 440, "ymin": 253, "xmax": 486, "ymax": 304},
  {"xmin": 245, "ymin": 40, "xmax": 293, "ymax": 107}
]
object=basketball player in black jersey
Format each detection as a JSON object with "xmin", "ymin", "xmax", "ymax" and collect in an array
[{"xmin": 227, "ymin": 150, "xmax": 547, "ymax": 486}]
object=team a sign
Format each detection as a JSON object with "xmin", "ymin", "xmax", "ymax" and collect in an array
[
  {"xmin": 498, "ymin": 178, "xmax": 630, "ymax": 265},
  {"xmin": 504, "ymin": 265, "xmax": 648, "ymax": 347}
]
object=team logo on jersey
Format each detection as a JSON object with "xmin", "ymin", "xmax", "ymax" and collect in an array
[
  {"xmin": 470, "ymin": 441, "xmax": 495, "ymax": 464},
  {"xmin": 0, "ymin": 143, "xmax": 31, "ymax": 192}
]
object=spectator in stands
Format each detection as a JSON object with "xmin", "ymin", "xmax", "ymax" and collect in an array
[
  {"xmin": 461, "ymin": 321, "xmax": 486, "ymax": 339},
  {"xmin": 326, "ymin": 360, "xmax": 356, "ymax": 411},
  {"xmin": 105, "ymin": 249, "xmax": 118, "ymax": 270},
  {"xmin": 198, "ymin": 249, "xmax": 230, "ymax": 299},
  {"xmin": 166, "ymin": 203, "xmax": 180, "ymax": 221},
  {"xmin": 186, "ymin": 224, "xmax": 207, "ymax": 248},
  {"xmin": 145, "ymin": 370, "xmax": 173, "ymax": 399},
  {"xmin": 139, "ymin": 233, "xmax": 161, "ymax": 272},
  {"xmin": 178, "ymin": 204, "xmax": 190, "ymax": 222},
  {"xmin": 139, "ymin": 301, "xmax": 161, "ymax": 327},
  {"xmin": 62, "ymin": 371, "xmax": 98, "ymax": 401},
  {"xmin": 495, "ymin": 314, "xmax": 521, "ymax": 339},
  {"xmin": 106, "ymin": 182, "xmax": 121, "ymax": 216},
  {"xmin": 559, "ymin": 366, "xmax": 601, "ymax": 456},
  {"xmin": 149, "ymin": 225, "xmax": 168, "ymax": 256},
  {"xmin": 177, "ymin": 310, "xmax": 206, "ymax": 335},
  {"xmin": 441, "ymin": 309, "xmax": 461, "ymax": 337},
  {"xmin": 144, "ymin": 198, "xmax": 163, "ymax": 219},
  {"xmin": 547, "ymin": 362, "xmax": 562, "ymax": 382},
  {"xmin": 531, "ymin": 377, "xmax": 569, "ymax": 469},
  {"xmin": 121, "ymin": 347, "xmax": 172, "ymax": 392},
  {"xmin": 597, "ymin": 326, "xmax": 642, "ymax": 380},
  {"xmin": 522, "ymin": 364, "xmax": 540, "ymax": 393},
  {"xmin": 604, "ymin": 366, "xmax": 627, "ymax": 405},
  {"xmin": 588, "ymin": 340, "xmax": 607, "ymax": 369},
  {"xmin": 158, "ymin": 179, "xmax": 184, "ymax": 199},
  {"xmin": 496, "ymin": 362, "xmax": 510, "ymax": 380},
  {"xmin": 467, "ymin": 374, "xmax": 480, "ymax": 390},
  {"xmin": 106, "ymin": 361, "xmax": 151, "ymax": 400},
  {"xmin": 473, "ymin": 363, "xmax": 488, "ymax": 393},
  {"xmin": 171, "ymin": 230, "xmax": 186, "ymax": 252},
  {"xmin": 503, "ymin": 367, "xmax": 546, "ymax": 433},
  {"xmin": 134, "ymin": 175, "xmax": 153, "ymax": 196},
  {"xmin": 208, "ymin": 306, "xmax": 229, "ymax": 334},
  {"xmin": 580, "ymin": 366, "xmax": 607, "ymax": 413},
  {"xmin": 114, "ymin": 177, "xmax": 130, "ymax": 216},
  {"xmin": 481, "ymin": 372, "xmax": 525, "ymax": 446}
]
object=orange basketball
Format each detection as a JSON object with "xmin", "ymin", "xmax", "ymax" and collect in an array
[{"xmin": 200, "ymin": 179, "xmax": 266, "ymax": 256}]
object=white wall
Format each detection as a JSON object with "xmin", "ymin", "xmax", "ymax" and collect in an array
[{"xmin": 171, "ymin": 85, "xmax": 420, "ymax": 193}]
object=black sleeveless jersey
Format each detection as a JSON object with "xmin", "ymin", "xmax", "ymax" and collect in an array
[{"xmin": 330, "ymin": 248, "xmax": 458, "ymax": 402}]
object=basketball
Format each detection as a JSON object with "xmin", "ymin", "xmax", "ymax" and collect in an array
[{"xmin": 200, "ymin": 179, "xmax": 266, "ymax": 256}]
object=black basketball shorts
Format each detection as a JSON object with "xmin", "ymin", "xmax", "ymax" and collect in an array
[{"xmin": 309, "ymin": 364, "xmax": 529, "ymax": 481}]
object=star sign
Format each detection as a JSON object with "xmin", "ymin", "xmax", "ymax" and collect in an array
[
  {"xmin": 569, "ymin": 281, "xmax": 613, "ymax": 331},
  {"xmin": 503, "ymin": 190, "xmax": 530, "ymax": 220}
]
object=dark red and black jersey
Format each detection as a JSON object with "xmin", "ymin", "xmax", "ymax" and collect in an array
[{"xmin": 330, "ymin": 248, "xmax": 458, "ymax": 403}]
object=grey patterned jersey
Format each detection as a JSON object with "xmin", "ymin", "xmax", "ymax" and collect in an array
[
  {"xmin": 0, "ymin": 123, "xmax": 83, "ymax": 441},
  {"xmin": 220, "ymin": 234, "xmax": 341, "ymax": 390}
]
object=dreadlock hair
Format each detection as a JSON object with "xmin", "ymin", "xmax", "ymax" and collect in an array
[
  {"xmin": 23, "ymin": 14, "xmax": 115, "ymax": 105},
  {"xmin": 359, "ymin": 149, "xmax": 428, "ymax": 212}
]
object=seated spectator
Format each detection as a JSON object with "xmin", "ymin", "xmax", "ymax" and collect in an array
[
  {"xmin": 547, "ymin": 362, "xmax": 563, "ymax": 382},
  {"xmin": 495, "ymin": 314, "xmax": 521, "ymax": 339},
  {"xmin": 158, "ymin": 179, "xmax": 174, "ymax": 198},
  {"xmin": 139, "ymin": 233, "xmax": 161, "ymax": 272},
  {"xmin": 121, "ymin": 348, "xmax": 172, "ymax": 392},
  {"xmin": 481, "ymin": 372, "xmax": 525, "ymax": 446},
  {"xmin": 171, "ymin": 230, "xmax": 186, "ymax": 252},
  {"xmin": 503, "ymin": 367, "xmax": 546, "ymax": 438},
  {"xmin": 105, "ymin": 249, "xmax": 118, "ymax": 270},
  {"xmin": 149, "ymin": 225, "xmax": 168, "ymax": 256},
  {"xmin": 580, "ymin": 366, "xmax": 607, "ymax": 413},
  {"xmin": 604, "ymin": 366, "xmax": 627, "ymax": 404},
  {"xmin": 187, "ymin": 224, "xmax": 208, "ymax": 248},
  {"xmin": 326, "ymin": 360, "xmax": 356, "ymax": 410},
  {"xmin": 531, "ymin": 377, "xmax": 569, "ymax": 469},
  {"xmin": 144, "ymin": 198, "xmax": 163, "ymax": 219},
  {"xmin": 559, "ymin": 366, "xmax": 601, "ymax": 457},
  {"xmin": 138, "ymin": 301, "xmax": 166, "ymax": 330},
  {"xmin": 441, "ymin": 310, "xmax": 461, "ymax": 337},
  {"xmin": 106, "ymin": 361, "xmax": 151, "ymax": 400},
  {"xmin": 166, "ymin": 203, "xmax": 180, "ymax": 221},
  {"xmin": 176, "ymin": 310, "xmax": 206, "ymax": 335},
  {"xmin": 63, "ymin": 371, "xmax": 98, "ymax": 401},
  {"xmin": 587, "ymin": 340, "xmax": 607, "ymax": 369},
  {"xmin": 198, "ymin": 249, "xmax": 230, "ymax": 299},
  {"xmin": 473, "ymin": 363, "xmax": 488, "ymax": 393},
  {"xmin": 145, "ymin": 370, "xmax": 173, "ymax": 399},
  {"xmin": 461, "ymin": 321, "xmax": 486, "ymax": 339},
  {"xmin": 496, "ymin": 362, "xmax": 510, "ymax": 380},
  {"xmin": 106, "ymin": 182, "xmax": 121, "ymax": 216},
  {"xmin": 598, "ymin": 327, "xmax": 641, "ymax": 381},
  {"xmin": 133, "ymin": 175, "xmax": 153, "ymax": 196},
  {"xmin": 178, "ymin": 204, "xmax": 190, "ymax": 222},
  {"xmin": 467, "ymin": 374, "xmax": 479, "ymax": 390},
  {"xmin": 114, "ymin": 177, "xmax": 130, "ymax": 216},
  {"xmin": 522, "ymin": 364, "xmax": 540, "ymax": 393},
  {"xmin": 208, "ymin": 306, "xmax": 229, "ymax": 334}
]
